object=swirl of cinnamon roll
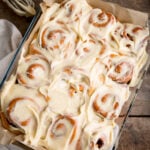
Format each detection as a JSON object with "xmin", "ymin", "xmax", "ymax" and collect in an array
[
  {"xmin": 46, "ymin": 115, "xmax": 78, "ymax": 150},
  {"xmin": 28, "ymin": 39, "xmax": 54, "ymax": 63},
  {"xmin": 110, "ymin": 22, "xmax": 149, "ymax": 56},
  {"xmin": 106, "ymin": 54, "xmax": 146, "ymax": 87},
  {"xmin": 89, "ymin": 10, "xmax": 115, "ymax": 28},
  {"xmin": 38, "ymin": 21, "xmax": 77, "ymax": 59},
  {"xmin": 80, "ymin": 8, "xmax": 116, "ymax": 40},
  {"xmin": 76, "ymin": 121, "xmax": 118, "ymax": 150},
  {"xmin": 17, "ymin": 55, "xmax": 50, "ymax": 88},
  {"xmin": 62, "ymin": 0, "xmax": 91, "ymax": 18},
  {"xmin": 0, "ymin": 84, "xmax": 47, "ymax": 137},
  {"xmin": 108, "ymin": 61, "xmax": 133, "ymax": 84},
  {"xmin": 47, "ymin": 0, "xmax": 91, "ymax": 31},
  {"xmin": 50, "ymin": 115, "xmax": 76, "ymax": 140},
  {"xmin": 7, "ymin": 97, "xmax": 37, "ymax": 127},
  {"xmin": 104, "ymin": 55, "xmax": 135, "ymax": 85},
  {"xmin": 124, "ymin": 24, "xmax": 149, "ymax": 58},
  {"xmin": 59, "ymin": 0, "xmax": 82, "ymax": 22},
  {"xmin": 88, "ymin": 85, "xmax": 129, "ymax": 120},
  {"xmin": 102, "ymin": 54, "xmax": 142, "ymax": 87}
]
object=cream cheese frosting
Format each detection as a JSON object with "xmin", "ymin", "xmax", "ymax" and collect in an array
[{"xmin": 0, "ymin": 0, "xmax": 149, "ymax": 150}]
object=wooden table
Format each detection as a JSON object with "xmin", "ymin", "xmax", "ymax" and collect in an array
[{"xmin": 0, "ymin": 0, "xmax": 149, "ymax": 150}]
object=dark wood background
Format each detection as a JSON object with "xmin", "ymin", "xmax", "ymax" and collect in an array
[{"xmin": 0, "ymin": 0, "xmax": 149, "ymax": 150}]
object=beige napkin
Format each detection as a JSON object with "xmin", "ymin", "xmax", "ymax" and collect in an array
[
  {"xmin": 0, "ymin": 145, "xmax": 23, "ymax": 150},
  {"xmin": 0, "ymin": 18, "xmax": 23, "ymax": 150},
  {"xmin": 0, "ymin": 19, "xmax": 22, "ymax": 83}
]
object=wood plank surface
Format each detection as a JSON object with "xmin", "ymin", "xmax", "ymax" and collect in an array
[
  {"xmin": 0, "ymin": 0, "xmax": 149, "ymax": 150},
  {"xmin": 129, "ymin": 68, "xmax": 150, "ymax": 116},
  {"xmin": 117, "ymin": 118, "xmax": 150, "ymax": 150},
  {"xmin": 104, "ymin": 0, "xmax": 150, "ymax": 16}
]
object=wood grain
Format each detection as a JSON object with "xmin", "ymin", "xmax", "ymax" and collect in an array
[
  {"xmin": 130, "ymin": 69, "xmax": 150, "ymax": 116},
  {"xmin": 0, "ymin": 0, "xmax": 149, "ymax": 150},
  {"xmin": 117, "ymin": 118, "xmax": 150, "ymax": 150},
  {"xmin": 104, "ymin": 0, "xmax": 150, "ymax": 16}
]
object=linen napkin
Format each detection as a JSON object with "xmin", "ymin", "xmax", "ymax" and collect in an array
[
  {"xmin": 0, "ymin": 19, "xmax": 22, "ymax": 83},
  {"xmin": 0, "ymin": 145, "xmax": 23, "ymax": 150},
  {"xmin": 0, "ymin": 19, "xmax": 22, "ymax": 149}
]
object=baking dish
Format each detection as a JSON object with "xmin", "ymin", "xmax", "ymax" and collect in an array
[
  {"xmin": 0, "ymin": 8, "xmax": 42, "ymax": 89},
  {"xmin": 0, "ymin": 0, "xmax": 149, "ymax": 149}
]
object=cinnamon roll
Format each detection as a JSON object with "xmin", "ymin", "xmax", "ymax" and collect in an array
[
  {"xmin": 108, "ymin": 61, "xmax": 133, "ymax": 84},
  {"xmin": 38, "ymin": 21, "xmax": 77, "ymax": 60},
  {"xmin": 89, "ymin": 10, "xmax": 115, "ymax": 28},
  {"xmin": 80, "ymin": 8, "xmax": 116, "ymax": 40},
  {"xmin": 45, "ymin": 115, "xmax": 79, "ymax": 150},
  {"xmin": 88, "ymin": 85, "xmax": 129, "ymax": 121},
  {"xmin": 17, "ymin": 55, "xmax": 50, "ymax": 88},
  {"xmin": 110, "ymin": 22, "xmax": 149, "ymax": 56},
  {"xmin": 105, "ymin": 56, "xmax": 136, "ymax": 85},
  {"xmin": 47, "ymin": 0, "xmax": 92, "ymax": 31},
  {"xmin": 103, "ymin": 54, "xmax": 146, "ymax": 87},
  {"xmin": 45, "ymin": 65, "xmax": 90, "ymax": 116},
  {"xmin": 0, "ymin": 84, "xmax": 47, "ymax": 139},
  {"xmin": 76, "ymin": 121, "xmax": 119, "ymax": 150}
]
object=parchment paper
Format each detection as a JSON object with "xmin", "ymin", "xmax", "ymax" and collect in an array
[{"xmin": 0, "ymin": 0, "xmax": 149, "ymax": 149}]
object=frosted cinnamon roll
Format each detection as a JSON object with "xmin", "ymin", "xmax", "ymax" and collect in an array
[
  {"xmin": 108, "ymin": 61, "xmax": 133, "ymax": 84},
  {"xmin": 62, "ymin": 0, "xmax": 91, "ymax": 18},
  {"xmin": 45, "ymin": 115, "xmax": 80, "ymax": 150},
  {"xmin": 104, "ymin": 55, "xmax": 136, "ymax": 85},
  {"xmin": 41, "ymin": 65, "xmax": 90, "ymax": 116},
  {"xmin": 80, "ymin": 8, "xmax": 116, "ymax": 40},
  {"xmin": 110, "ymin": 22, "xmax": 149, "ymax": 56},
  {"xmin": 107, "ymin": 54, "xmax": 148, "ymax": 87},
  {"xmin": 88, "ymin": 85, "xmax": 129, "ymax": 121},
  {"xmin": 76, "ymin": 121, "xmax": 118, "ymax": 150},
  {"xmin": 28, "ymin": 39, "xmax": 54, "ymax": 62},
  {"xmin": 75, "ymin": 37, "xmax": 102, "ymax": 70},
  {"xmin": 17, "ymin": 55, "xmax": 50, "ymax": 88},
  {"xmin": 0, "ymin": 84, "xmax": 47, "ymax": 139},
  {"xmin": 102, "ymin": 53, "xmax": 146, "ymax": 87},
  {"xmin": 38, "ymin": 21, "xmax": 77, "ymax": 59},
  {"xmin": 89, "ymin": 10, "xmax": 115, "ymax": 28},
  {"xmin": 47, "ymin": 0, "xmax": 92, "ymax": 31}
]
